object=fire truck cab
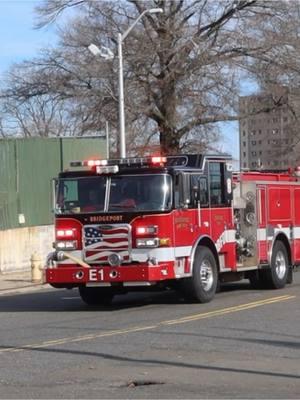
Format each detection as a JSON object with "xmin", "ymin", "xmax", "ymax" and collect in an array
[{"xmin": 46, "ymin": 154, "xmax": 295, "ymax": 305}]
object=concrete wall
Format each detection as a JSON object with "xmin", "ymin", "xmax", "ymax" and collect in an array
[{"xmin": 0, "ymin": 225, "xmax": 54, "ymax": 273}]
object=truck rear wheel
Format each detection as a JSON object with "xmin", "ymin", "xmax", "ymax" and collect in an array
[
  {"xmin": 265, "ymin": 240, "xmax": 289, "ymax": 289},
  {"xmin": 182, "ymin": 246, "xmax": 218, "ymax": 303},
  {"xmin": 78, "ymin": 286, "xmax": 114, "ymax": 306}
]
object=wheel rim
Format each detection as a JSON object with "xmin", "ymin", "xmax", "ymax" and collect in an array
[
  {"xmin": 275, "ymin": 250, "xmax": 287, "ymax": 279},
  {"xmin": 199, "ymin": 260, "xmax": 214, "ymax": 291}
]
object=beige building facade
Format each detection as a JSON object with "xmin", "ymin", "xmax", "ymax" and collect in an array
[{"xmin": 239, "ymin": 88, "xmax": 300, "ymax": 170}]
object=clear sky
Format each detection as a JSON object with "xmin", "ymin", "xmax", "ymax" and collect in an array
[
  {"xmin": 0, "ymin": 0, "xmax": 57, "ymax": 79},
  {"xmin": 0, "ymin": 0, "xmax": 241, "ymax": 160}
]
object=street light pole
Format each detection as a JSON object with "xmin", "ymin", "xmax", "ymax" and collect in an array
[
  {"xmin": 89, "ymin": 7, "xmax": 163, "ymax": 159},
  {"xmin": 118, "ymin": 32, "xmax": 126, "ymax": 158}
]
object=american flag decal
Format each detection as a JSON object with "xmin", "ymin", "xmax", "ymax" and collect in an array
[{"xmin": 83, "ymin": 224, "xmax": 131, "ymax": 264}]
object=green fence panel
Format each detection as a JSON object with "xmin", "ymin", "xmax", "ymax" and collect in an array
[
  {"xmin": 17, "ymin": 138, "xmax": 60, "ymax": 227},
  {"xmin": 0, "ymin": 140, "xmax": 18, "ymax": 230},
  {"xmin": 61, "ymin": 137, "xmax": 106, "ymax": 170},
  {"xmin": 0, "ymin": 137, "xmax": 106, "ymax": 230}
]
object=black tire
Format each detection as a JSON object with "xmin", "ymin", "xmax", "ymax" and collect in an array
[
  {"xmin": 182, "ymin": 246, "xmax": 218, "ymax": 303},
  {"xmin": 265, "ymin": 240, "xmax": 289, "ymax": 289},
  {"xmin": 78, "ymin": 286, "xmax": 114, "ymax": 306}
]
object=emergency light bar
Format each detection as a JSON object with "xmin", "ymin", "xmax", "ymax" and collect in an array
[
  {"xmin": 69, "ymin": 155, "xmax": 195, "ymax": 170},
  {"xmin": 70, "ymin": 156, "xmax": 168, "ymax": 168}
]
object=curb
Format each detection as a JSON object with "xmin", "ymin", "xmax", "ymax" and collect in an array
[{"xmin": 0, "ymin": 283, "xmax": 54, "ymax": 296}]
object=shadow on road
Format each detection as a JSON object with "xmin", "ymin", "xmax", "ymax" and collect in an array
[
  {"xmin": 0, "ymin": 343, "xmax": 299, "ymax": 380},
  {"xmin": 0, "ymin": 281, "xmax": 269, "ymax": 312}
]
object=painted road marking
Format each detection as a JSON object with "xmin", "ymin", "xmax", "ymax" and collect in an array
[
  {"xmin": 0, "ymin": 294, "xmax": 296, "ymax": 354},
  {"xmin": 163, "ymin": 294, "xmax": 295, "ymax": 325}
]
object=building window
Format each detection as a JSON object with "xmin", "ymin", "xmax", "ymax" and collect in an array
[
  {"xmin": 251, "ymin": 141, "xmax": 256, "ymax": 145},
  {"xmin": 243, "ymin": 141, "xmax": 246, "ymax": 146}
]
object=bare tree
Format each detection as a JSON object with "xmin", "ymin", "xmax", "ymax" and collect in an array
[{"xmin": 1, "ymin": 0, "xmax": 300, "ymax": 156}]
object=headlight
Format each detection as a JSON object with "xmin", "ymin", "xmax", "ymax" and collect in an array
[
  {"xmin": 55, "ymin": 241, "xmax": 77, "ymax": 250},
  {"xmin": 136, "ymin": 238, "xmax": 159, "ymax": 248}
]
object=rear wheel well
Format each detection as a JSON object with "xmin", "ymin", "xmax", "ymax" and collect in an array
[{"xmin": 273, "ymin": 234, "xmax": 291, "ymax": 266}]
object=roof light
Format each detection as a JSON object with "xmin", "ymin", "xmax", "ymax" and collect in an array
[
  {"xmin": 151, "ymin": 156, "xmax": 167, "ymax": 164},
  {"xmin": 85, "ymin": 159, "xmax": 108, "ymax": 167},
  {"xmin": 294, "ymin": 166, "xmax": 300, "ymax": 177},
  {"xmin": 70, "ymin": 156, "xmax": 167, "ymax": 169},
  {"xmin": 70, "ymin": 159, "xmax": 108, "ymax": 167},
  {"xmin": 70, "ymin": 161, "xmax": 82, "ymax": 167},
  {"xmin": 96, "ymin": 165, "xmax": 119, "ymax": 174}
]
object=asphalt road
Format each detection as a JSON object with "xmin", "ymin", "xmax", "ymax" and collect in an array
[{"xmin": 0, "ymin": 271, "xmax": 299, "ymax": 399}]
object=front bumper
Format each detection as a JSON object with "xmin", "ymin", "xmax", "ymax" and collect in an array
[{"xmin": 46, "ymin": 262, "xmax": 175, "ymax": 286}]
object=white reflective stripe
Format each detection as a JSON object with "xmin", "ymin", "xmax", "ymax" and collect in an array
[
  {"xmin": 257, "ymin": 229, "xmax": 266, "ymax": 241},
  {"xmin": 175, "ymin": 246, "xmax": 193, "ymax": 258},
  {"xmin": 132, "ymin": 247, "xmax": 176, "ymax": 262},
  {"xmin": 133, "ymin": 245, "xmax": 204, "ymax": 263},
  {"xmin": 257, "ymin": 226, "xmax": 300, "ymax": 242},
  {"xmin": 277, "ymin": 227, "xmax": 290, "ymax": 237},
  {"xmin": 215, "ymin": 229, "xmax": 236, "ymax": 252},
  {"xmin": 293, "ymin": 227, "xmax": 300, "ymax": 239}
]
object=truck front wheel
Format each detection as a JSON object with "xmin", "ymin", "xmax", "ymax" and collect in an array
[
  {"xmin": 182, "ymin": 246, "xmax": 218, "ymax": 303},
  {"xmin": 78, "ymin": 286, "xmax": 114, "ymax": 306}
]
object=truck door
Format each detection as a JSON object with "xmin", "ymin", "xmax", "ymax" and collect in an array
[
  {"xmin": 190, "ymin": 174, "xmax": 211, "ymax": 237},
  {"xmin": 208, "ymin": 162, "xmax": 235, "ymax": 267},
  {"xmin": 173, "ymin": 173, "xmax": 195, "ymax": 253}
]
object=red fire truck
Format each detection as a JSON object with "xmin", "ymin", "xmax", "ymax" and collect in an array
[{"xmin": 46, "ymin": 154, "xmax": 296, "ymax": 305}]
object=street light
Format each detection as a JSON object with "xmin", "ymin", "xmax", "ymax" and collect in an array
[
  {"xmin": 89, "ymin": 7, "xmax": 163, "ymax": 158},
  {"xmin": 88, "ymin": 44, "xmax": 114, "ymax": 60}
]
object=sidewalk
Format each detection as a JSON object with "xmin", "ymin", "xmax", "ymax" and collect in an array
[{"xmin": 0, "ymin": 270, "xmax": 49, "ymax": 295}]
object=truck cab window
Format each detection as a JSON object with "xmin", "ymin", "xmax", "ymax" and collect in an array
[
  {"xmin": 190, "ymin": 175, "xmax": 208, "ymax": 207},
  {"xmin": 209, "ymin": 162, "xmax": 225, "ymax": 206}
]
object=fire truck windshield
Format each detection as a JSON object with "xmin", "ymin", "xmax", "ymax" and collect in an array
[{"xmin": 55, "ymin": 174, "xmax": 172, "ymax": 214}]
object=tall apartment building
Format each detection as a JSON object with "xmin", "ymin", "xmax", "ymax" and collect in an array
[{"xmin": 239, "ymin": 87, "xmax": 300, "ymax": 170}]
